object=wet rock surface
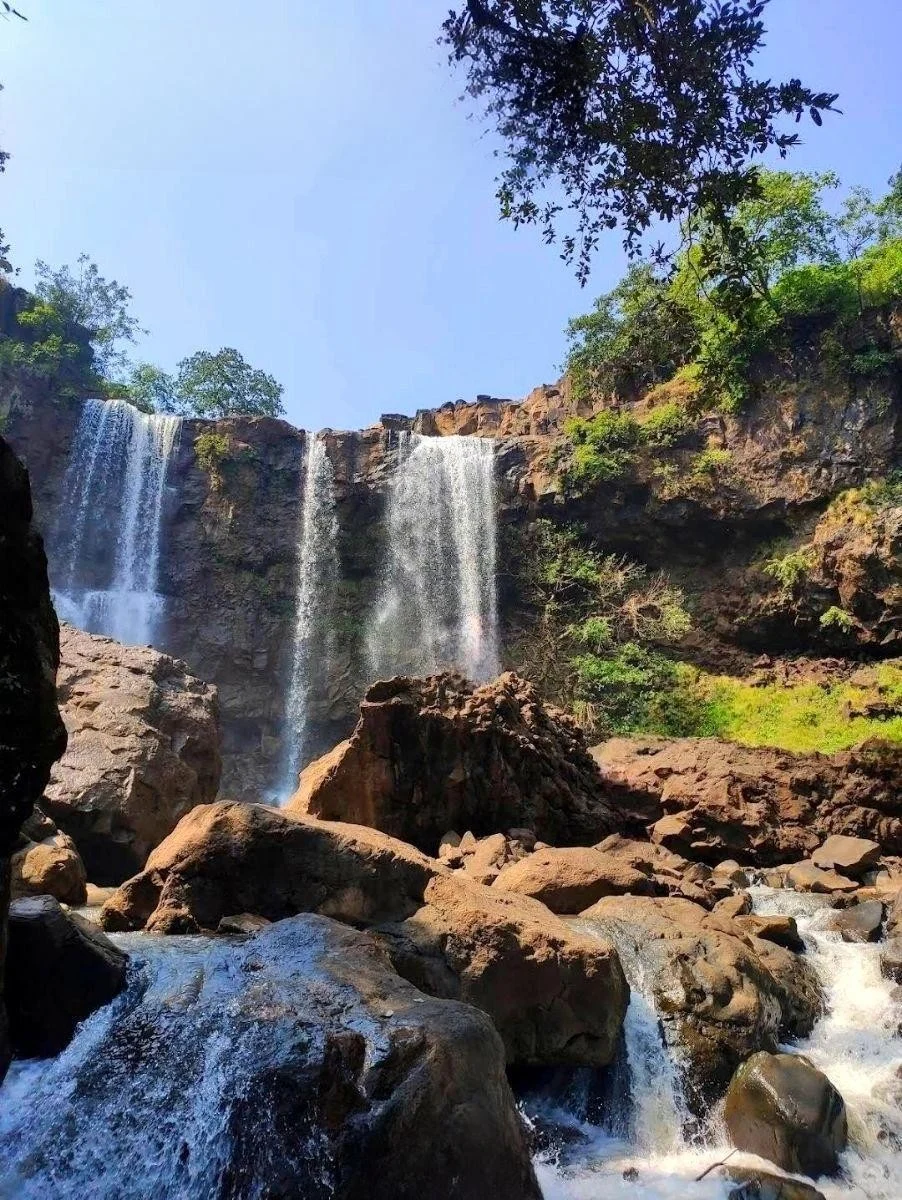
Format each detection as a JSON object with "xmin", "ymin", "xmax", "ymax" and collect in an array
[
  {"xmin": 0, "ymin": 914, "xmax": 541, "ymax": 1200},
  {"xmin": 11, "ymin": 806, "xmax": 87, "ymax": 906},
  {"xmin": 290, "ymin": 672, "xmax": 618, "ymax": 853},
  {"xmin": 5, "ymin": 894, "xmax": 127, "ymax": 1057},
  {"xmin": 724, "ymin": 1050, "xmax": 848, "ymax": 1178},
  {"xmin": 43, "ymin": 625, "xmax": 221, "ymax": 884}
]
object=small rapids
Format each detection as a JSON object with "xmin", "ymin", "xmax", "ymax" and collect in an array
[{"xmin": 536, "ymin": 889, "xmax": 902, "ymax": 1200}]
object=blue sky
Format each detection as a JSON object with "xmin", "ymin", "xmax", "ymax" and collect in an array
[{"xmin": 1, "ymin": 1, "xmax": 901, "ymax": 431}]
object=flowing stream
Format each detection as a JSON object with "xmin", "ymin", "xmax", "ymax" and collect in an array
[
  {"xmin": 52, "ymin": 397, "xmax": 181, "ymax": 646},
  {"xmin": 274, "ymin": 432, "xmax": 339, "ymax": 800},
  {"xmin": 537, "ymin": 891, "xmax": 902, "ymax": 1199},
  {"xmin": 368, "ymin": 432, "xmax": 499, "ymax": 683}
]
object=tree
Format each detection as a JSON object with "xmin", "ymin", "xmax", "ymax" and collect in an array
[
  {"xmin": 34, "ymin": 254, "xmax": 144, "ymax": 379},
  {"xmin": 126, "ymin": 362, "xmax": 177, "ymax": 414},
  {"xmin": 174, "ymin": 347, "xmax": 284, "ymax": 419},
  {"xmin": 441, "ymin": 1, "xmax": 837, "ymax": 282}
]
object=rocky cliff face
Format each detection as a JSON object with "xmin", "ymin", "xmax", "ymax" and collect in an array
[
  {"xmin": 0, "ymin": 434, "xmax": 67, "ymax": 1077},
  {"xmin": 3, "ymin": 305, "xmax": 901, "ymax": 797}
]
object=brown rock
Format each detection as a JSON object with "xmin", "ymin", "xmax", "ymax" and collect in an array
[
  {"xmin": 579, "ymin": 895, "xmax": 822, "ymax": 1107},
  {"xmin": 43, "ymin": 624, "xmax": 221, "ymax": 884},
  {"xmin": 592, "ymin": 736, "xmax": 902, "ymax": 865},
  {"xmin": 786, "ymin": 861, "xmax": 859, "ymax": 894},
  {"xmin": 100, "ymin": 801, "xmax": 442, "ymax": 934},
  {"xmin": 713, "ymin": 891, "xmax": 753, "ymax": 919},
  {"xmin": 724, "ymin": 1051, "xmax": 847, "ymax": 1177},
  {"xmin": 736, "ymin": 913, "xmax": 805, "ymax": 953},
  {"xmin": 6, "ymin": 894, "xmax": 127, "ymax": 1057},
  {"xmin": 592, "ymin": 833, "xmax": 725, "ymax": 909},
  {"xmin": 726, "ymin": 1167, "xmax": 826, "ymax": 1200},
  {"xmin": 880, "ymin": 938, "xmax": 902, "ymax": 983},
  {"xmin": 812, "ymin": 834, "xmax": 882, "ymax": 877},
  {"xmin": 289, "ymin": 673, "xmax": 616, "ymax": 853},
  {"xmin": 378, "ymin": 874, "xmax": 628, "ymax": 1069},
  {"xmin": 492, "ymin": 846, "xmax": 655, "ymax": 913},
  {"xmin": 217, "ymin": 912, "xmax": 272, "ymax": 935},
  {"xmin": 11, "ymin": 824, "xmax": 87, "ymax": 906}
]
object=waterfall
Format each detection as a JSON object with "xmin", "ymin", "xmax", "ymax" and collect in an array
[
  {"xmin": 52, "ymin": 397, "xmax": 181, "ymax": 647},
  {"xmin": 275, "ymin": 432, "xmax": 339, "ymax": 800},
  {"xmin": 368, "ymin": 433, "xmax": 499, "ymax": 683}
]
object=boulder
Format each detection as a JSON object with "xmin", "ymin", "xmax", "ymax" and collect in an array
[
  {"xmin": 289, "ymin": 673, "xmax": 617, "ymax": 853},
  {"xmin": 100, "ymin": 801, "xmax": 442, "ymax": 934},
  {"xmin": 592, "ymin": 736, "xmax": 902, "ymax": 865},
  {"xmin": 217, "ymin": 913, "xmax": 272, "ymax": 936},
  {"xmin": 0, "ymin": 914, "xmax": 541, "ymax": 1200},
  {"xmin": 492, "ymin": 845, "xmax": 655, "ymax": 913},
  {"xmin": 713, "ymin": 892, "xmax": 752, "ymax": 919},
  {"xmin": 812, "ymin": 834, "xmax": 882, "ymax": 877},
  {"xmin": 578, "ymin": 895, "xmax": 822, "ymax": 1108},
  {"xmin": 43, "ymin": 624, "xmax": 221, "ymax": 884},
  {"xmin": 823, "ymin": 899, "xmax": 884, "ymax": 943},
  {"xmin": 879, "ymin": 937, "xmax": 902, "ymax": 983},
  {"xmin": 726, "ymin": 1168, "xmax": 826, "ymax": 1200},
  {"xmin": 785, "ymin": 861, "xmax": 859, "ymax": 894},
  {"xmin": 5, "ymin": 894, "xmax": 127, "ymax": 1057},
  {"xmin": 377, "ymin": 874, "xmax": 628, "ymax": 1068},
  {"xmin": 735, "ymin": 913, "xmax": 805, "ymax": 953},
  {"xmin": 724, "ymin": 1051, "xmax": 848, "ymax": 1177},
  {"xmin": 0, "ymin": 435, "xmax": 68, "ymax": 1078},
  {"xmin": 592, "ymin": 833, "xmax": 729, "ymax": 909},
  {"xmin": 11, "ymin": 824, "xmax": 87, "ymax": 906}
]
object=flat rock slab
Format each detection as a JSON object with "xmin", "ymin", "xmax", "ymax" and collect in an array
[{"xmin": 812, "ymin": 834, "xmax": 881, "ymax": 878}]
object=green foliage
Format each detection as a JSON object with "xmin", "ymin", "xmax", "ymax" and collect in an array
[
  {"xmin": 572, "ymin": 645, "xmax": 713, "ymax": 738},
  {"xmin": 565, "ymin": 264, "xmax": 698, "ymax": 400},
  {"xmin": 819, "ymin": 605, "xmax": 855, "ymax": 633},
  {"xmin": 639, "ymin": 401, "xmax": 692, "ymax": 447},
  {"xmin": 0, "ymin": 298, "xmax": 95, "ymax": 396},
  {"xmin": 694, "ymin": 666, "xmax": 902, "ymax": 753},
  {"xmin": 174, "ymin": 347, "xmax": 284, "ymax": 419},
  {"xmin": 849, "ymin": 346, "xmax": 897, "ymax": 377},
  {"xmin": 193, "ymin": 430, "xmax": 231, "ymax": 489},
  {"xmin": 564, "ymin": 409, "xmax": 641, "ymax": 485},
  {"xmin": 691, "ymin": 447, "xmax": 732, "ymax": 477},
  {"xmin": 34, "ymin": 254, "xmax": 143, "ymax": 380},
  {"xmin": 441, "ymin": 2, "xmax": 836, "ymax": 281},
  {"xmin": 128, "ymin": 362, "xmax": 177, "ymax": 414},
  {"xmin": 764, "ymin": 545, "xmax": 818, "ymax": 592}
]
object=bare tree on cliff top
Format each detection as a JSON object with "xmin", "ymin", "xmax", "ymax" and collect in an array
[{"xmin": 441, "ymin": 0, "xmax": 838, "ymax": 283}]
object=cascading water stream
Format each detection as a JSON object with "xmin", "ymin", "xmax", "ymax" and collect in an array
[
  {"xmin": 368, "ymin": 432, "xmax": 499, "ymax": 683},
  {"xmin": 274, "ymin": 432, "xmax": 339, "ymax": 800},
  {"xmin": 52, "ymin": 397, "xmax": 181, "ymax": 646},
  {"xmin": 540, "ymin": 894, "xmax": 902, "ymax": 1199}
]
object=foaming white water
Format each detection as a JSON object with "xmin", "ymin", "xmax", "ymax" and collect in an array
[
  {"xmin": 275, "ymin": 433, "xmax": 339, "ymax": 800},
  {"xmin": 368, "ymin": 433, "xmax": 498, "ymax": 682},
  {"xmin": 52, "ymin": 397, "xmax": 181, "ymax": 646},
  {"xmin": 544, "ymin": 894, "xmax": 902, "ymax": 1198}
]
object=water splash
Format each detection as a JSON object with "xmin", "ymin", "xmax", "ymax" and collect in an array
[
  {"xmin": 275, "ymin": 432, "xmax": 339, "ymax": 800},
  {"xmin": 52, "ymin": 397, "xmax": 181, "ymax": 646},
  {"xmin": 368, "ymin": 433, "xmax": 498, "ymax": 682}
]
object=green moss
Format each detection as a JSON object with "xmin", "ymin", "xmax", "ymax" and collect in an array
[
  {"xmin": 693, "ymin": 668, "xmax": 902, "ymax": 753},
  {"xmin": 764, "ymin": 545, "xmax": 818, "ymax": 591},
  {"xmin": 563, "ymin": 410, "xmax": 641, "ymax": 487}
]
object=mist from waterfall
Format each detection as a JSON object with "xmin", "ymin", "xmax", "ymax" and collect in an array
[
  {"xmin": 52, "ymin": 397, "xmax": 181, "ymax": 646},
  {"xmin": 275, "ymin": 432, "xmax": 339, "ymax": 800},
  {"xmin": 368, "ymin": 433, "xmax": 499, "ymax": 683}
]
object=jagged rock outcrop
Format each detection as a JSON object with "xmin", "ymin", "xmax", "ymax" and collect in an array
[
  {"xmin": 377, "ymin": 874, "xmax": 628, "ymax": 1068},
  {"xmin": 5, "ymin": 895, "xmax": 127, "ymax": 1057},
  {"xmin": 11, "ymin": 806, "xmax": 86, "ymax": 906},
  {"xmin": 0, "ymin": 913, "xmax": 541, "ymax": 1200},
  {"xmin": 99, "ymin": 801, "xmax": 442, "ymax": 934},
  {"xmin": 724, "ymin": 1051, "xmax": 848, "ymax": 1178},
  {"xmin": 43, "ymin": 625, "xmax": 221, "ymax": 884},
  {"xmin": 290, "ymin": 672, "xmax": 617, "ymax": 852},
  {"xmin": 0, "ymin": 435, "xmax": 67, "ymax": 1078},
  {"xmin": 593, "ymin": 736, "xmax": 902, "ymax": 865},
  {"xmin": 578, "ymin": 895, "xmax": 823, "ymax": 1109}
]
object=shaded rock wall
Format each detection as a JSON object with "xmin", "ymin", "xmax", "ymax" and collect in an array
[{"xmin": 0, "ymin": 434, "xmax": 67, "ymax": 1078}]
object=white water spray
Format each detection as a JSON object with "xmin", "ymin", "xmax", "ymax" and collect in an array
[
  {"xmin": 52, "ymin": 397, "xmax": 181, "ymax": 646},
  {"xmin": 275, "ymin": 433, "xmax": 339, "ymax": 800},
  {"xmin": 368, "ymin": 433, "xmax": 499, "ymax": 682}
]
